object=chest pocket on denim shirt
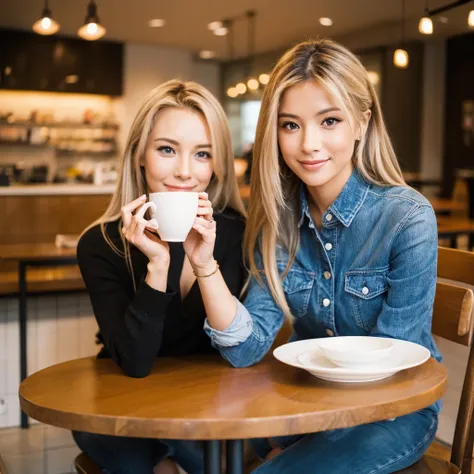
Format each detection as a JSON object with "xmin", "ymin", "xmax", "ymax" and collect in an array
[
  {"xmin": 344, "ymin": 270, "xmax": 389, "ymax": 331},
  {"xmin": 278, "ymin": 263, "xmax": 315, "ymax": 318}
]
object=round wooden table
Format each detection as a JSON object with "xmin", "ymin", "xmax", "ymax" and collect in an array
[{"xmin": 19, "ymin": 355, "xmax": 446, "ymax": 474}]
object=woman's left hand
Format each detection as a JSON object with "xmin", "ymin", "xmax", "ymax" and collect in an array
[{"xmin": 183, "ymin": 192, "xmax": 217, "ymax": 272}]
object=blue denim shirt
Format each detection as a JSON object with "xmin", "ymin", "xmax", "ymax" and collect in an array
[{"xmin": 205, "ymin": 169, "xmax": 441, "ymax": 410}]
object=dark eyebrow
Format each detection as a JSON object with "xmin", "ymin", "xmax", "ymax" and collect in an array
[
  {"xmin": 153, "ymin": 138, "xmax": 212, "ymax": 148},
  {"xmin": 278, "ymin": 107, "xmax": 342, "ymax": 119}
]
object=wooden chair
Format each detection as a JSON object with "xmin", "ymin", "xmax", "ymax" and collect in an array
[
  {"xmin": 74, "ymin": 453, "xmax": 102, "ymax": 474},
  {"xmin": 398, "ymin": 247, "xmax": 474, "ymax": 473}
]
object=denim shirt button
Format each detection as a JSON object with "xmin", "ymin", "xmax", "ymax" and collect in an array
[
  {"xmin": 326, "ymin": 328, "xmax": 334, "ymax": 336},
  {"xmin": 323, "ymin": 271, "xmax": 332, "ymax": 280},
  {"xmin": 362, "ymin": 286, "xmax": 369, "ymax": 295},
  {"xmin": 325, "ymin": 243, "xmax": 333, "ymax": 251},
  {"xmin": 325, "ymin": 213, "xmax": 333, "ymax": 222},
  {"xmin": 322, "ymin": 298, "xmax": 331, "ymax": 307}
]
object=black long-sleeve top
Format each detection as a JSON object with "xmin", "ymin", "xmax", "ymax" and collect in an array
[{"xmin": 77, "ymin": 209, "xmax": 246, "ymax": 378}]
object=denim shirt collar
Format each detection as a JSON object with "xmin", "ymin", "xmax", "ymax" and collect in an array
[{"xmin": 298, "ymin": 168, "xmax": 371, "ymax": 228}]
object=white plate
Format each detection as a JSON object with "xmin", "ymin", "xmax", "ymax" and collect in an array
[{"xmin": 273, "ymin": 337, "xmax": 431, "ymax": 383}]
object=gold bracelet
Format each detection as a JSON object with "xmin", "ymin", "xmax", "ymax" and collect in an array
[{"xmin": 193, "ymin": 261, "xmax": 219, "ymax": 278}]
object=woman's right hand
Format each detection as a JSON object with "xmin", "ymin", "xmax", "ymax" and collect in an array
[{"xmin": 121, "ymin": 194, "xmax": 170, "ymax": 264}]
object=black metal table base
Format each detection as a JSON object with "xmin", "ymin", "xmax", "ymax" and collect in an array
[
  {"xmin": 204, "ymin": 439, "xmax": 244, "ymax": 474},
  {"xmin": 19, "ymin": 257, "xmax": 78, "ymax": 428}
]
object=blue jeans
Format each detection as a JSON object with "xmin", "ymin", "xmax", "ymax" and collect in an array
[
  {"xmin": 250, "ymin": 409, "xmax": 437, "ymax": 474},
  {"xmin": 72, "ymin": 431, "xmax": 204, "ymax": 474}
]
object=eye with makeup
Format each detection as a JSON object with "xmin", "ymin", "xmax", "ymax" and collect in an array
[
  {"xmin": 321, "ymin": 116, "xmax": 343, "ymax": 128},
  {"xmin": 156, "ymin": 145, "xmax": 175, "ymax": 156},
  {"xmin": 195, "ymin": 150, "xmax": 212, "ymax": 160},
  {"xmin": 280, "ymin": 121, "xmax": 300, "ymax": 131}
]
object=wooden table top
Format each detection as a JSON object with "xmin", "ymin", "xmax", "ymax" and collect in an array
[
  {"xmin": 0, "ymin": 243, "xmax": 77, "ymax": 261},
  {"xmin": 19, "ymin": 355, "xmax": 446, "ymax": 440}
]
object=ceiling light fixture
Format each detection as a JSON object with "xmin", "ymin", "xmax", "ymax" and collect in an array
[
  {"xmin": 213, "ymin": 26, "xmax": 229, "ymax": 36},
  {"xmin": 148, "ymin": 19, "xmax": 166, "ymax": 28},
  {"xmin": 419, "ymin": 2, "xmax": 434, "ymax": 34},
  {"xmin": 208, "ymin": 21, "xmax": 223, "ymax": 31},
  {"xmin": 78, "ymin": 0, "xmax": 106, "ymax": 41},
  {"xmin": 236, "ymin": 83, "xmax": 247, "ymax": 94},
  {"xmin": 394, "ymin": 0, "xmax": 409, "ymax": 69},
  {"xmin": 32, "ymin": 0, "xmax": 60, "ymax": 35},
  {"xmin": 247, "ymin": 78, "xmax": 259, "ymax": 90},
  {"xmin": 319, "ymin": 17, "xmax": 333, "ymax": 26},
  {"xmin": 199, "ymin": 50, "xmax": 216, "ymax": 59},
  {"xmin": 259, "ymin": 73, "xmax": 269, "ymax": 85},
  {"xmin": 421, "ymin": 0, "xmax": 471, "ymax": 29}
]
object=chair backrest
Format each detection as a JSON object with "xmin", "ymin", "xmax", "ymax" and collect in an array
[{"xmin": 434, "ymin": 247, "xmax": 474, "ymax": 472}]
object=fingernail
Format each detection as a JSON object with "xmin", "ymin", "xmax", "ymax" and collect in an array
[
  {"xmin": 150, "ymin": 202, "xmax": 157, "ymax": 212},
  {"xmin": 150, "ymin": 219, "xmax": 159, "ymax": 228},
  {"xmin": 140, "ymin": 194, "xmax": 147, "ymax": 199}
]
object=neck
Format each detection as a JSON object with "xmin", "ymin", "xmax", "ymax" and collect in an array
[{"xmin": 307, "ymin": 163, "xmax": 354, "ymax": 218}]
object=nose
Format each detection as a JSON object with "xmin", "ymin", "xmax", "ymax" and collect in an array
[
  {"xmin": 301, "ymin": 124, "xmax": 322, "ymax": 155},
  {"xmin": 174, "ymin": 155, "xmax": 192, "ymax": 180}
]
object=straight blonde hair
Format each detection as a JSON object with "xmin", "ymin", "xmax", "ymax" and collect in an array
[
  {"xmin": 244, "ymin": 39, "xmax": 406, "ymax": 321},
  {"xmin": 87, "ymin": 80, "xmax": 245, "ymax": 289}
]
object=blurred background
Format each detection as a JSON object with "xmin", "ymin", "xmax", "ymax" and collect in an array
[{"xmin": 0, "ymin": 1, "xmax": 474, "ymax": 472}]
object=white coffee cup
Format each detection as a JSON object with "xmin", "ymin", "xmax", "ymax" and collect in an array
[{"xmin": 148, "ymin": 192, "xmax": 199, "ymax": 242}]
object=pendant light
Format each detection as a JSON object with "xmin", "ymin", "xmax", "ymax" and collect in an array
[
  {"xmin": 32, "ymin": 0, "xmax": 60, "ymax": 35},
  {"xmin": 469, "ymin": 1, "xmax": 474, "ymax": 27},
  {"xmin": 419, "ymin": 2, "xmax": 434, "ymax": 34},
  {"xmin": 394, "ymin": 0, "xmax": 409, "ymax": 69},
  {"xmin": 78, "ymin": 1, "xmax": 106, "ymax": 41}
]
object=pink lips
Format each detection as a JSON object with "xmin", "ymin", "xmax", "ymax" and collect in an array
[
  {"xmin": 164, "ymin": 185, "xmax": 195, "ymax": 191},
  {"xmin": 299, "ymin": 159, "xmax": 330, "ymax": 170}
]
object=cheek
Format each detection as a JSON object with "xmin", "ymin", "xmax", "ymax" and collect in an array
[
  {"xmin": 325, "ymin": 129, "xmax": 354, "ymax": 155},
  {"xmin": 196, "ymin": 161, "xmax": 214, "ymax": 183},
  {"xmin": 143, "ymin": 153, "xmax": 172, "ymax": 181},
  {"xmin": 278, "ymin": 132, "xmax": 299, "ymax": 159}
]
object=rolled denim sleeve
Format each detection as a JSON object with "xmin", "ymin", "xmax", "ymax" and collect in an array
[
  {"xmin": 204, "ymin": 297, "xmax": 253, "ymax": 347},
  {"xmin": 206, "ymin": 252, "xmax": 285, "ymax": 368}
]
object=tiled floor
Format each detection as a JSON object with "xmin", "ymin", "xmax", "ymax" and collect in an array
[{"xmin": 0, "ymin": 423, "xmax": 80, "ymax": 474}]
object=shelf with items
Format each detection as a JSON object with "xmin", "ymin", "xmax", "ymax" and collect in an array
[
  {"xmin": 0, "ymin": 120, "xmax": 119, "ymax": 129},
  {"xmin": 0, "ymin": 120, "xmax": 119, "ymax": 156}
]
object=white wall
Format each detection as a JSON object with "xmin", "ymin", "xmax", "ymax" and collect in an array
[{"xmin": 119, "ymin": 43, "xmax": 220, "ymax": 152}]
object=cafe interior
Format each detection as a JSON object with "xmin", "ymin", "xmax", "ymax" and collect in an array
[{"xmin": 1, "ymin": 0, "xmax": 474, "ymax": 473}]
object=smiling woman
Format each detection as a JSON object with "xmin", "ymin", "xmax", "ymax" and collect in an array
[
  {"xmin": 72, "ymin": 80, "xmax": 247, "ymax": 474},
  {"xmin": 201, "ymin": 39, "xmax": 442, "ymax": 474}
]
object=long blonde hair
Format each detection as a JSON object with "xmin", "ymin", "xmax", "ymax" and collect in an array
[
  {"xmin": 244, "ymin": 39, "xmax": 406, "ymax": 321},
  {"xmin": 88, "ymin": 80, "xmax": 245, "ymax": 288}
]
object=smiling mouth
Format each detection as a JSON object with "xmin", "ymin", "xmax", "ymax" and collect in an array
[
  {"xmin": 164, "ymin": 184, "xmax": 196, "ymax": 191},
  {"xmin": 299, "ymin": 159, "xmax": 330, "ymax": 165}
]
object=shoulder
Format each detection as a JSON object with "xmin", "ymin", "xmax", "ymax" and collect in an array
[
  {"xmin": 367, "ymin": 184, "xmax": 435, "ymax": 219},
  {"xmin": 215, "ymin": 208, "xmax": 246, "ymax": 236},
  {"xmin": 368, "ymin": 184, "xmax": 431, "ymax": 207},
  {"xmin": 77, "ymin": 220, "xmax": 123, "ymax": 263}
]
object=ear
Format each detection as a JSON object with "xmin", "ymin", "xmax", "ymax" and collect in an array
[{"xmin": 359, "ymin": 109, "xmax": 372, "ymax": 140}]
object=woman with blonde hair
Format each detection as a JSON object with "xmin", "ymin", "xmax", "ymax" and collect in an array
[
  {"xmin": 73, "ymin": 80, "xmax": 246, "ymax": 474},
  {"xmin": 201, "ymin": 40, "xmax": 442, "ymax": 472}
]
